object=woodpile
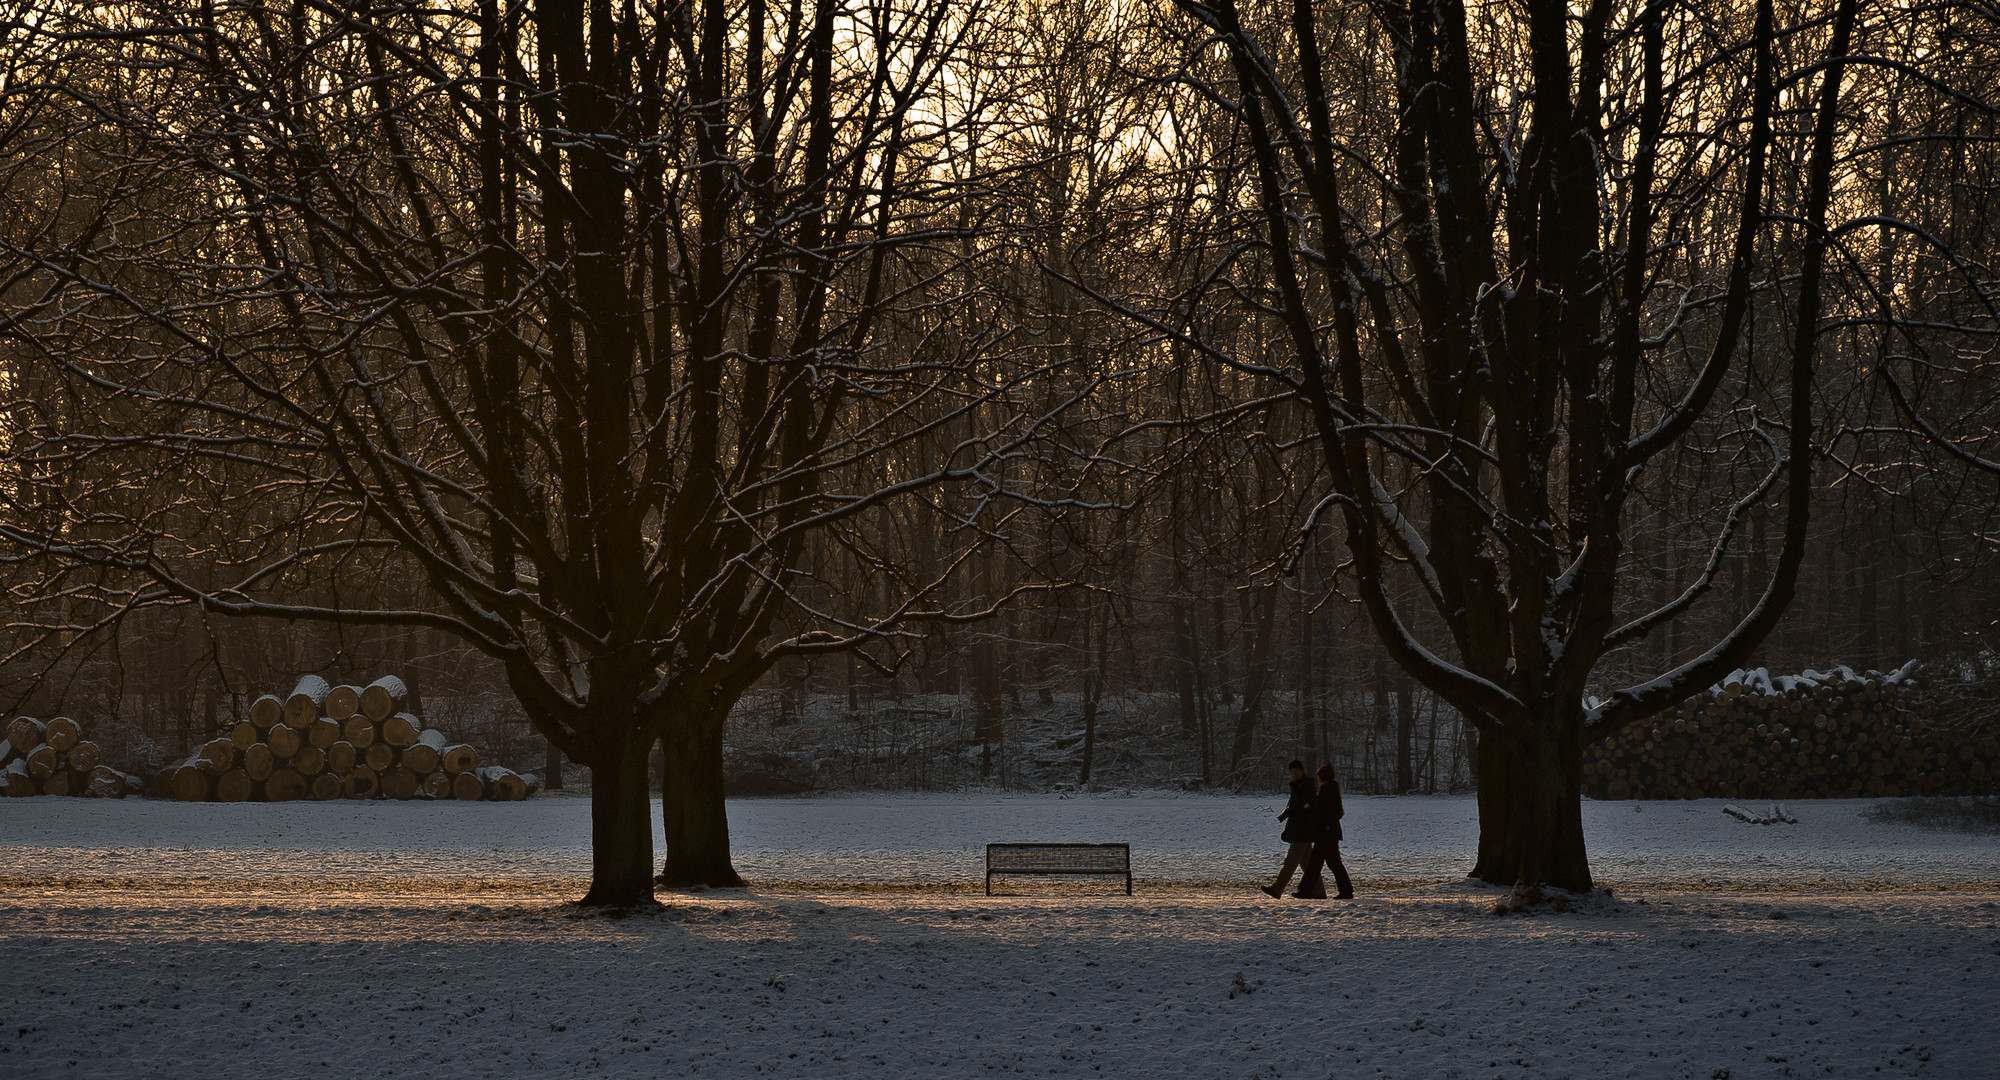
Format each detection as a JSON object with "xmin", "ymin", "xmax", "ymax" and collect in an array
[
  {"xmin": 1586, "ymin": 662, "xmax": 2000, "ymax": 800},
  {"xmin": 2, "ymin": 715, "xmax": 141, "ymax": 797},
  {"xmin": 165, "ymin": 673, "xmax": 540, "ymax": 803}
]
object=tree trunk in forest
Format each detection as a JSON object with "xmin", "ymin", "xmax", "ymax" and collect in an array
[
  {"xmin": 1229, "ymin": 585, "xmax": 1278, "ymax": 782},
  {"xmin": 1298, "ymin": 586, "xmax": 1316, "ymax": 767},
  {"xmin": 1858, "ymin": 520, "xmax": 1880, "ymax": 669},
  {"xmin": 1193, "ymin": 639, "xmax": 1214, "ymax": 786},
  {"xmin": 1172, "ymin": 605, "xmax": 1200, "ymax": 738},
  {"xmin": 1396, "ymin": 677, "xmax": 1415, "ymax": 795},
  {"xmin": 1079, "ymin": 673, "xmax": 1098, "ymax": 786},
  {"xmin": 1467, "ymin": 708, "xmax": 1591, "ymax": 892},
  {"xmin": 1079, "ymin": 608, "xmax": 1107, "ymax": 786},
  {"xmin": 1210, "ymin": 598, "xmax": 1233, "ymax": 705},
  {"xmin": 659, "ymin": 712, "xmax": 745, "ymax": 888},
  {"xmin": 580, "ymin": 733, "xmax": 657, "ymax": 908},
  {"xmin": 847, "ymin": 653, "xmax": 860, "ymax": 715},
  {"xmin": 401, "ymin": 633, "xmax": 425, "ymax": 717},
  {"xmin": 1424, "ymin": 700, "xmax": 1440, "ymax": 794},
  {"xmin": 201, "ymin": 686, "xmax": 217, "ymax": 754},
  {"xmin": 971, "ymin": 543, "xmax": 1004, "ymax": 770},
  {"xmin": 972, "ymin": 634, "xmax": 1002, "ymax": 777}
]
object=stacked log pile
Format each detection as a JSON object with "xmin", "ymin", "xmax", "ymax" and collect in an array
[
  {"xmin": 163, "ymin": 674, "xmax": 538, "ymax": 803},
  {"xmin": 2, "ymin": 715, "xmax": 141, "ymax": 797},
  {"xmin": 1586, "ymin": 662, "xmax": 2000, "ymax": 800}
]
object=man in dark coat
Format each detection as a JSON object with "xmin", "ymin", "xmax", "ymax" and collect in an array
[
  {"xmin": 1262, "ymin": 760, "xmax": 1316, "ymax": 898},
  {"xmin": 1297, "ymin": 764, "xmax": 1355, "ymax": 899}
]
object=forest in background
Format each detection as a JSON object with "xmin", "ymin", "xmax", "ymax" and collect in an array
[{"xmin": 4, "ymin": 486, "xmax": 1988, "ymax": 799}]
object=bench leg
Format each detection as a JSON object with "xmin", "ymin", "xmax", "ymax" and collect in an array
[
  {"xmin": 986, "ymin": 873, "xmax": 992, "ymax": 897},
  {"xmin": 1126, "ymin": 873, "xmax": 1132, "ymax": 895}
]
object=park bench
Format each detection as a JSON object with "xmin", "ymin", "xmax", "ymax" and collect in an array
[{"xmin": 985, "ymin": 842, "xmax": 1132, "ymax": 895}]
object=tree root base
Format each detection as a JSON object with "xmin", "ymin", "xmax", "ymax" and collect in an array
[
  {"xmin": 655, "ymin": 871, "xmax": 748, "ymax": 890},
  {"xmin": 1491, "ymin": 883, "xmax": 1618, "ymax": 915},
  {"xmin": 568, "ymin": 896, "xmax": 666, "ymax": 915}
]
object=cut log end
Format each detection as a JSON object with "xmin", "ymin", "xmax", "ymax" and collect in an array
[
  {"xmin": 169, "ymin": 763, "xmax": 212, "ymax": 802},
  {"xmin": 284, "ymin": 675, "xmax": 331, "ymax": 729},
  {"xmin": 341, "ymin": 766, "xmax": 380, "ymax": 800},
  {"xmin": 42, "ymin": 717, "xmax": 82, "ymax": 752},
  {"xmin": 307, "ymin": 717, "xmax": 342, "ymax": 750},
  {"xmin": 380, "ymin": 766, "xmax": 420, "ymax": 801},
  {"xmin": 249, "ymin": 695, "xmax": 284, "ymax": 730},
  {"xmin": 84, "ymin": 766, "xmax": 128, "ymax": 799},
  {"xmin": 451, "ymin": 771, "xmax": 484, "ymax": 801},
  {"xmin": 440, "ymin": 744, "xmax": 479, "ymax": 775},
  {"xmin": 264, "ymin": 768, "xmax": 308, "ymax": 802},
  {"xmin": 324, "ymin": 685, "xmax": 364, "ymax": 722},
  {"xmin": 242, "ymin": 742, "xmax": 276, "ymax": 783},
  {"xmin": 381, "ymin": 712, "xmax": 421, "ymax": 749},
  {"xmin": 342, "ymin": 717, "xmax": 378, "ymax": 749},
  {"xmin": 5, "ymin": 717, "xmax": 46, "ymax": 752},
  {"xmin": 195, "ymin": 738, "xmax": 236, "ymax": 775},
  {"xmin": 401, "ymin": 735, "xmax": 442, "ymax": 775},
  {"xmin": 265, "ymin": 725, "xmax": 303, "ymax": 760},
  {"xmin": 292, "ymin": 745, "xmax": 328, "ymax": 777},
  {"xmin": 215, "ymin": 769, "xmax": 255, "ymax": 802},
  {"xmin": 478, "ymin": 766, "xmax": 529, "ymax": 801},
  {"xmin": 359, "ymin": 675, "xmax": 408, "ymax": 723},
  {"xmin": 66, "ymin": 741, "xmax": 101, "ymax": 774}
]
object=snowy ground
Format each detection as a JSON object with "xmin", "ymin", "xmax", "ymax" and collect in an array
[{"xmin": 2, "ymin": 794, "xmax": 1997, "ymax": 1078}]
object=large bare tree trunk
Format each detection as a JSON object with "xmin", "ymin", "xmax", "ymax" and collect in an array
[
  {"xmin": 659, "ymin": 712, "xmax": 744, "ymax": 888},
  {"xmin": 580, "ymin": 731, "xmax": 657, "ymax": 908},
  {"xmin": 1470, "ymin": 707, "xmax": 1590, "ymax": 891}
]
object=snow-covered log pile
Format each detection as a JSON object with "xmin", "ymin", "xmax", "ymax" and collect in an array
[
  {"xmin": 1587, "ymin": 662, "xmax": 2000, "ymax": 800},
  {"xmin": 161, "ymin": 674, "xmax": 539, "ymax": 803},
  {"xmin": 2, "ymin": 715, "xmax": 142, "ymax": 797}
]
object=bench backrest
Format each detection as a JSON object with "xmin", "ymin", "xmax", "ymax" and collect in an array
[{"xmin": 986, "ymin": 842, "xmax": 1130, "ymax": 873}]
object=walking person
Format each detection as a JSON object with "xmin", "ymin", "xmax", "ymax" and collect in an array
[
  {"xmin": 1296, "ymin": 764, "xmax": 1355, "ymax": 899},
  {"xmin": 1261, "ymin": 760, "xmax": 1316, "ymax": 898}
]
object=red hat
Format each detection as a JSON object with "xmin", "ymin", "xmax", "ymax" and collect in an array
[{"xmin": 1315, "ymin": 764, "xmax": 1335, "ymax": 782}]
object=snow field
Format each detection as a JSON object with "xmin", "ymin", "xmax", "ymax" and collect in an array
[
  {"xmin": 2, "ymin": 793, "xmax": 1998, "ymax": 1078},
  {"xmin": 1, "ymin": 884, "xmax": 1995, "ymax": 1078},
  {"xmin": 3, "ymin": 793, "xmax": 1996, "ymax": 891}
]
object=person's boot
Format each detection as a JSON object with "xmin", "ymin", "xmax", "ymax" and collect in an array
[{"xmin": 1260, "ymin": 884, "xmax": 1283, "ymax": 898}]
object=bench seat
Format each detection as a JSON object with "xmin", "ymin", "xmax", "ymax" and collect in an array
[{"xmin": 985, "ymin": 842, "xmax": 1131, "ymax": 895}]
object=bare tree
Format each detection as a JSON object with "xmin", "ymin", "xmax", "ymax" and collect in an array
[
  {"xmin": 1099, "ymin": 0, "xmax": 1954, "ymax": 891},
  {"xmin": 0, "ymin": 0, "xmax": 1104, "ymax": 905}
]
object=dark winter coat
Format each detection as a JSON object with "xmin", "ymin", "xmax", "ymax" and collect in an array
[
  {"xmin": 1312, "ymin": 779, "xmax": 1345, "ymax": 844},
  {"xmin": 1278, "ymin": 776, "xmax": 1316, "ymax": 844}
]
